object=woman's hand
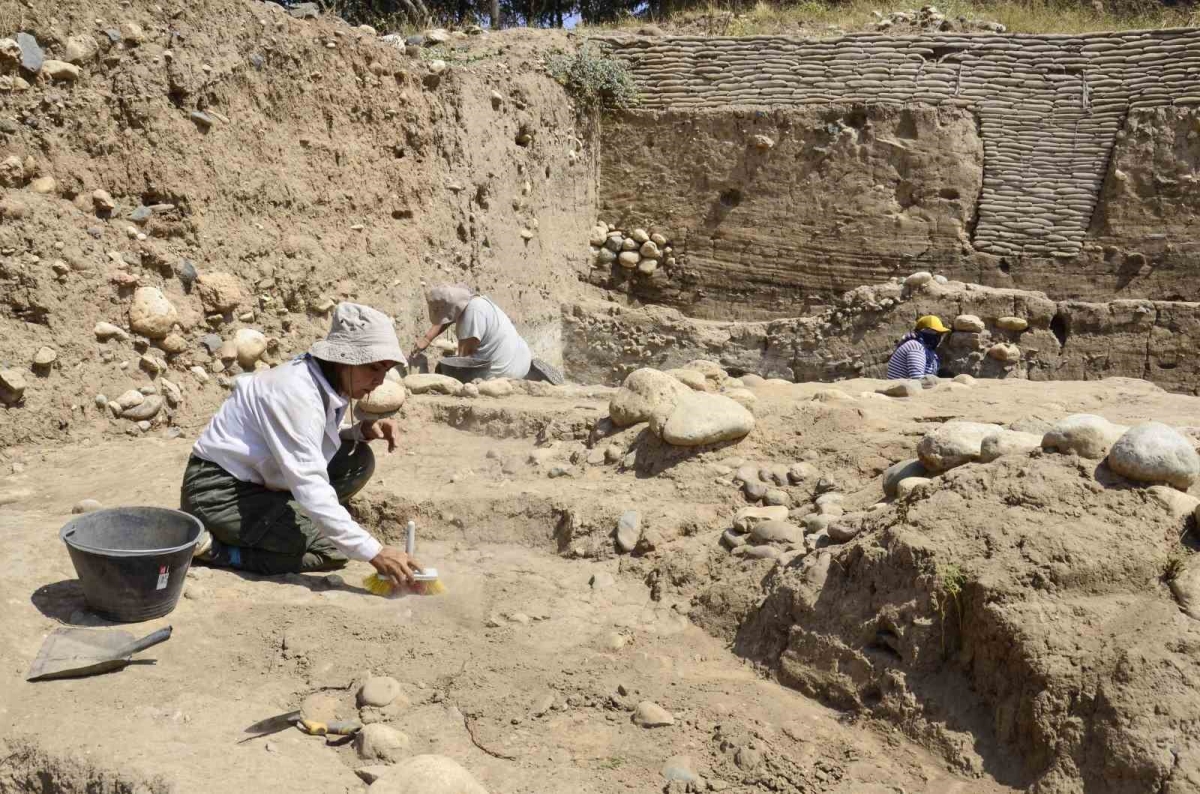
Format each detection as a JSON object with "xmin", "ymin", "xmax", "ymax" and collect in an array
[
  {"xmin": 361, "ymin": 419, "xmax": 399, "ymax": 452},
  {"xmin": 370, "ymin": 546, "xmax": 421, "ymax": 585}
]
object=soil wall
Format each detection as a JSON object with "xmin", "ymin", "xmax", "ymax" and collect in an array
[
  {"xmin": 0, "ymin": 0, "xmax": 596, "ymax": 447},
  {"xmin": 596, "ymin": 30, "xmax": 1200, "ymax": 319}
]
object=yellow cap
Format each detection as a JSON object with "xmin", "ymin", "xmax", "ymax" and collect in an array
[{"xmin": 915, "ymin": 315, "xmax": 950, "ymax": 333}]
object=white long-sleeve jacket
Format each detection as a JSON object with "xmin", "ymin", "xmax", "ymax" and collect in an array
[{"xmin": 192, "ymin": 356, "xmax": 383, "ymax": 562}]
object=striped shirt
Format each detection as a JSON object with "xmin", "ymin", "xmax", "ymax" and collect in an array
[{"xmin": 887, "ymin": 335, "xmax": 938, "ymax": 380}]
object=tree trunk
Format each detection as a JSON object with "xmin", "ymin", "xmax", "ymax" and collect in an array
[{"xmin": 491, "ymin": 0, "xmax": 500, "ymax": 28}]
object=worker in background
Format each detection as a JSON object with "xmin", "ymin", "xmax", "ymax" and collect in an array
[
  {"xmin": 181, "ymin": 303, "xmax": 421, "ymax": 582},
  {"xmin": 411, "ymin": 284, "xmax": 563, "ymax": 384},
  {"xmin": 887, "ymin": 315, "xmax": 951, "ymax": 379}
]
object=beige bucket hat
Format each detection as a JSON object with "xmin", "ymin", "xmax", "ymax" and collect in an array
[
  {"xmin": 310, "ymin": 302, "xmax": 407, "ymax": 366},
  {"xmin": 425, "ymin": 284, "xmax": 475, "ymax": 326}
]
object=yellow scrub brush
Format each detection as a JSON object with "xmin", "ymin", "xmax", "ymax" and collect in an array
[{"xmin": 363, "ymin": 520, "xmax": 446, "ymax": 597}]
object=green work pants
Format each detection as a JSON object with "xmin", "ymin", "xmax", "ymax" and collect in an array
[{"xmin": 179, "ymin": 441, "xmax": 374, "ymax": 575}]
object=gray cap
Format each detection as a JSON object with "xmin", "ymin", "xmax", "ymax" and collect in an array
[{"xmin": 310, "ymin": 302, "xmax": 406, "ymax": 366}]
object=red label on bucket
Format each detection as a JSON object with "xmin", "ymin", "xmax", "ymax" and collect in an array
[{"xmin": 156, "ymin": 566, "xmax": 169, "ymax": 591}]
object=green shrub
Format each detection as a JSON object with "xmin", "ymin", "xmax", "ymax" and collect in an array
[{"xmin": 546, "ymin": 45, "xmax": 639, "ymax": 112}]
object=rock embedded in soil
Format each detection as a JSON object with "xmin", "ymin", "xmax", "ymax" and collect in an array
[
  {"xmin": 1107, "ymin": 422, "xmax": 1200, "ymax": 490},
  {"xmin": 918, "ymin": 421, "xmax": 1004, "ymax": 472},
  {"xmin": 196, "ymin": 272, "xmax": 245, "ymax": 313},
  {"xmin": 733, "ymin": 505, "xmax": 789, "ymax": 531},
  {"xmin": 72, "ymin": 499, "xmax": 102, "ymax": 514},
  {"xmin": 359, "ymin": 676, "xmax": 403, "ymax": 708},
  {"xmin": 978, "ymin": 430, "xmax": 1043, "ymax": 463},
  {"xmin": 953, "ymin": 314, "xmax": 985, "ymax": 333},
  {"xmin": 615, "ymin": 510, "xmax": 640, "ymax": 553},
  {"xmin": 478, "ymin": 379, "xmax": 514, "ymax": 398},
  {"xmin": 359, "ymin": 380, "xmax": 406, "ymax": 414},
  {"xmin": 882, "ymin": 458, "xmax": 926, "ymax": 498},
  {"xmin": 357, "ymin": 723, "xmax": 410, "ymax": 763},
  {"xmin": 609, "ymin": 368, "xmax": 690, "ymax": 428},
  {"xmin": 115, "ymin": 389, "xmax": 145, "ymax": 410},
  {"xmin": 122, "ymin": 395, "xmax": 163, "ymax": 422},
  {"xmin": 662, "ymin": 755, "xmax": 700, "ymax": 783},
  {"xmin": 42, "ymin": 60, "xmax": 80, "ymax": 81},
  {"xmin": 1170, "ymin": 556, "xmax": 1200, "ymax": 621},
  {"xmin": 896, "ymin": 476, "xmax": 932, "ymax": 499},
  {"xmin": 788, "ymin": 462, "xmax": 818, "ymax": 483},
  {"xmin": 750, "ymin": 520, "xmax": 802, "ymax": 545},
  {"xmin": 32, "ymin": 347, "xmax": 56, "ymax": 366},
  {"xmin": 404, "ymin": 374, "xmax": 463, "ymax": 396},
  {"xmin": 16, "ymin": 33, "xmax": 43, "ymax": 73},
  {"xmin": 988, "ymin": 342, "xmax": 1021, "ymax": 363},
  {"xmin": 655, "ymin": 391, "xmax": 755, "ymax": 447},
  {"xmin": 366, "ymin": 754, "xmax": 487, "ymax": 794},
  {"xmin": 1042, "ymin": 414, "xmax": 1129, "ymax": 460},
  {"xmin": 632, "ymin": 700, "xmax": 674, "ymax": 728},
  {"xmin": 996, "ymin": 316, "xmax": 1029, "ymax": 332},
  {"xmin": 64, "ymin": 35, "xmax": 99, "ymax": 64},
  {"xmin": 880, "ymin": 380, "xmax": 921, "ymax": 398},
  {"xmin": 128, "ymin": 287, "xmax": 178, "ymax": 339},
  {"xmin": 235, "ymin": 329, "xmax": 267, "ymax": 369}
]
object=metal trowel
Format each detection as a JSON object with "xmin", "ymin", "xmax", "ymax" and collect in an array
[{"xmin": 26, "ymin": 625, "xmax": 172, "ymax": 682}]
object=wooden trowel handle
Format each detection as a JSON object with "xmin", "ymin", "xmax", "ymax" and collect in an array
[{"xmin": 113, "ymin": 626, "xmax": 173, "ymax": 659}]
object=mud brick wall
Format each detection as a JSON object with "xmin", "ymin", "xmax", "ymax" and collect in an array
[{"xmin": 597, "ymin": 30, "xmax": 1200, "ymax": 319}]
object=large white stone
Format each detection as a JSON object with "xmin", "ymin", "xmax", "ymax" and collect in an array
[
  {"xmin": 404, "ymin": 373, "xmax": 463, "ymax": 396},
  {"xmin": 367, "ymin": 755, "xmax": 487, "ymax": 794},
  {"xmin": 359, "ymin": 380, "xmax": 407, "ymax": 414},
  {"xmin": 1042, "ymin": 414, "xmax": 1129, "ymax": 460},
  {"xmin": 733, "ymin": 505, "xmax": 789, "ymax": 532},
  {"xmin": 750, "ymin": 520, "xmax": 802, "ymax": 545},
  {"xmin": 953, "ymin": 314, "xmax": 985, "ymax": 333},
  {"xmin": 235, "ymin": 328, "xmax": 268, "ymax": 369},
  {"xmin": 882, "ymin": 458, "xmax": 926, "ymax": 498},
  {"xmin": 609, "ymin": 368, "xmax": 690, "ymax": 428},
  {"xmin": 978, "ymin": 430, "xmax": 1043, "ymax": 463},
  {"xmin": 655, "ymin": 391, "xmax": 755, "ymax": 447},
  {"xmin": 917, "ymin": 421, "xmax": 1004, "ymax": 472},
  {"xmin": 1107, "ymin": 422, "xmax": 1200, "ymax": 490},
  {"xmin": 128, "ymin": 287, "xmax": 178, "ymax": 339},
  {"xmin": 357, "ymin": 723, "xmax": 410, "ymax": 763}
]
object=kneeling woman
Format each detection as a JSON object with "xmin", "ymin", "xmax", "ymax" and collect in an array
[
  {"xmin": 180, "ymin": 302, "xmax": 420, "ymax": 583},
  {"xmin": 412, "ymin": 284, "xmax": 561, "ymax": 383}
]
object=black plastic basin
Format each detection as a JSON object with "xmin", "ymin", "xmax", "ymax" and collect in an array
[{"xmin": 60, "ymin": 507, "xmax": 202, "ymax": 623}]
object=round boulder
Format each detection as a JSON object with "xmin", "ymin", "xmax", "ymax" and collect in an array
[
  {"xmin": 367, "ymin": 755, "xmax": 487, "ymax": 794},
  {"xmin": 917, "ymin": 421, "xmax": 1003, "ymax": 472},
  {"xmin": 1042, "ymin": 414, "xmax": 1129, "ymax": 460},
  {"xmin": 235, "ymin": 328, "xmax": 268, "ymax": 369},
  {"xmin": 608, "ymin": 368, "xmax": 690, "ymax": 428},
  {"xmin": 357, "ymin": 723, "xmax": 410, "ymax": 763},
  {"xmin": 196, "ymin": 272, "xmax": 246, "ymax": 313},
  {"xmin": 978, "ymin": 430, "xmax": 1043, "ymax": 463},
  {"xmin": 359, "ymin": 380, "xmax": 407, "ymax": 414},
  {"xmin": 129, "ymin": 287, "xmax": 178, "ymax": 339},
  {"xmin": 404, "ymin": 374, "xmax": 463, "ymax": 396},
  {"xmin": 882, "ymin": 458, "xmax": 926, "ymax": 498},
  {"xmin": 359, "ymin": 675, "xmax": 403, "ymax": 707},
  {"xmin": 996, "ymin": 316, "xmax": 1029, "ymax": 332},
  {"xmin": 1107, "ymin": 422, "xmax": 1200, "ymax": 490},
  {"xmin": 750, "ymin": 520, "xmax": 802, "ymax": 545},
  {"xmin": 953, "ymin": 315, "xmax": 985, "ymax": 333},
  {"xmin": 987, "ymin": 343, "xmax": 1021, "ymax": 363},
  {"xmin": 655, "ymin": 392, "xmax": 755, "ymax": 447}
]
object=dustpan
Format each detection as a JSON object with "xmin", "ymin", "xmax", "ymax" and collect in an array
[{"xmin": 26, "ymin": 625, "xmax": 172, "ymax": 682}]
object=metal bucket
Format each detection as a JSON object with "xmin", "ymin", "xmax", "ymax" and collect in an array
[{"xmin": 60, "ymin": 507, "xmax": 202, "ymax": 623}]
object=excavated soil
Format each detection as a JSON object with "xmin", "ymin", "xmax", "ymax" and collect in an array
[
  {"xmin": 3, "ymin": 376, "xmax": 1200, "ymax": 793},
  {"xmin": 1, "ymin": 388, "xmax": 1010, "ymax": 794}
]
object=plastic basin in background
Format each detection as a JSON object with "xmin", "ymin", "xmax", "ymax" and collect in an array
[{"xmin": 59, "ymin": 507, "xmax": 202, "ymax": 623}]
